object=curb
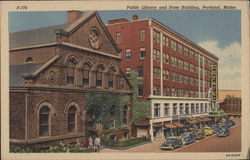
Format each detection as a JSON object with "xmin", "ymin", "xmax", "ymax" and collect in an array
[{"xmin": 102, "ymin": 141, "xmax": 152, "ymax": 150}]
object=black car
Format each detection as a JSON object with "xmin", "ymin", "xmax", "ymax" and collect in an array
[
  {"xmin": 161, "ymin": 137, "xmax": 182, "ymax": 150},
  {"xmin": 217, "ymin": 127, "xmax": 230, "ymax": 137}
]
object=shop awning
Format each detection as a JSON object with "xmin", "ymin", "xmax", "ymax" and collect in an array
[
  {"xmin": 164, "ymin": 123, "xmax": 176, "ymax": 129},
  {"xmin": 200, "ymin": 117, "xmax": 212, "ymax": 122},
  {"xmin": 187, "ymin": 120, "xmax": 198, "ymax": 124},
  {"xmin": 153, "ymin": 123, "xmax": 163, "ymax": 128},
  {"xmin": 173, "ymin": 122, "xmax": 185, "ymax": 128},
  {"xmin": 135, "ymin": 120, "xmax": 150, "ymax": 126}
]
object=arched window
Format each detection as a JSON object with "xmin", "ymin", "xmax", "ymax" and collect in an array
[
  {"xmin": 68, "ymin": 106, "xmax": 77, "ymax": 133},
  {"xmin": 108, "ymin": 67, "xmax": 116, "ymax": 88},
  {"xmin": 39, "ymin": 106, "xmax": 50, "ymax": 137},
  {"xmin": 25, "ymin": 57, "xmax": 33, "ymax": 63},
  {"xmin": 96, "ymin": 64, "xmax": 105, "ymax": 87},
  {"xmin": 123, "ymin": 105, "xmax": 128, "ymax": 125},
  {"xmin": 83, "ymin": 62, "xmax": 92, "ymax": 86},
  {"xmin": 67, "ymin": 58, "xmax": 77, "ymax": 85}
]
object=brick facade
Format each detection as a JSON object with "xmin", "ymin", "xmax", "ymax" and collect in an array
[{"xmin": 9, "ymin": 11, "xmax": 132, "ymax": 149}]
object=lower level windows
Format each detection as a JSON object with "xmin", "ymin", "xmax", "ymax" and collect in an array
[
  {"xmin": 39, "ymin": 106, "xmax": 50, "ymax": 137},
  {"xmin": 154, "ymin": 103, "xmax": 160, "ymax": 118}
]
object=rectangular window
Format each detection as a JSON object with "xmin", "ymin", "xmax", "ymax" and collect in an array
[
  {"xmin": 173, "ymin": 103, "xmax": 177, "ymax": 116},
  {"xmin": 156, "ymin": 50, "xmax": 160, "ymax": 62},
  {"xmin": 163, "ymin": 35, "xmax": 169, "ymax": 47},
  {"xmin": 163, "ymin": 53, "xmax": 169, "ymax": 64},
  {"xmin": 178, "ymin": 59, "xmax": 183, "ymax": 69},
  {"xmin": 108, "ymin": 74, "xmax": 114, "ymax": 88},
  {"xmin": 191, "ymin": 104, "xmax": 195, "ymax": 114},
  {"xmin": 178, "ymin": 73, "xmax": 183, "ymax": 83},
  {"xmin": 163, "ymin": 70, "xmax": 169, "ymax": 80},
  {"xmin": 184, "ymin": 46, "xmax": 189, "ymax": 56},
  {"xmin": 156, "ymin": 31, "xmax": 160, "ymax": 43},
  {"xmin": 196, "ymin": 104, "xmax": 199, "ymax": 113},
  {"xmin": 184, "ymin": 61, "xmax": 189, "ymax": 71},
  {"xmin": 153, "ymin": 85, "xmax": 160, "ymax": 95},
  {"xmin": 140, "ymin": 48, "xmax": 146, "ymax": 59},
  {"xmin": 116, "ymin": 32, "xmax": 121, "ymax": 44},
  {"xmin": 137, "ymin": 66, "xmax": 143, "ymax": 78},
  {"xmin": 153, "ymin": 30, "xmax": 157, "ymax": 42},
  {"xmin": 140, "ymin": 29, "xmax": 145, "ymax": 41},
  {"xmin": 190, "ymin": 50, "xmax": 194, "ymax": 59},
  {"xmin": 190, "ymin": 64, "xmax": 194, "ymax": 72},
  {"xmin": 195, "ymin": 53, "xmax": 199, "ymax": 61},
  {"xmin": 179, "ymin": 103, "xmax": 184, "ymax": 115},
  {"xmin": 126, "ymin": 67, "xmax": 131, "ymax": 79},
  {"xmin": 185, "ymin": 103, "xmax": 189, "ymax": 114},
  {"xmin": 185, "ymin": 75, "xmax": 189, "ymax": 84},
  {"xmin": 96, "ymin": 72, "xmax": 102, "ymax": 87},
  {"xmin": 172, "ymin": 88, "xmax": 177, "ymax": 96},
  {"xmin": 171, "ymin": 56, "xmax": 177, "ymax": 67},
  {"xmin": 164, "ymin": 103, "xmax": 169, "ymax": 116},
  {"xmin": 178, "ymin": 44, "xmax": 183, "ymax": 54},
  {"xmin": 173, "ymin": 72, "xmax": 178, "ymax": 82},
  {"xmin": 125, "ymin": 49, "xmax": 131, "ymax": 60},
  {"xmin": 200, "ymin": 103, "xmax": 204, "ymax": 113},
  {"xmin": 171, "ymin": 40, "xmax": 177, "ymax": 51},
  {"xmin": 154, "ymin": 103, "xmax": 160, "ymax": 118},
  {"xmin": 138, "ymin": 84, "xmax": 143, "ymax": 96}
]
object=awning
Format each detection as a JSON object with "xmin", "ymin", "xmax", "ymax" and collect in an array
[
  {"xmin": 164, "ymin": 123, "xmax": 176, "ymax": 129},
  {"xmin": 200, "ymin": 117, "xmax": 212, "ymax": 122},
  {"xmin": 135, "ymin": 120, "xmax": 150, "ymax": 126},
  {"xmin": 187, "ymin": 120, "xmax": 198, "ymax": 124},
  {"xmin": 153, "ymin": 123, "xmax": 163, "ymax": 128},
  {"xmin": 173, "ymin": 122, "xmax": 185, "ymax": 128}
]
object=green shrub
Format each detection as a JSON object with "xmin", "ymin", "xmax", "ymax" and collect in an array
[{"xmin": 107, "ymin": 136, "xmax": 151, "ymax": 148}]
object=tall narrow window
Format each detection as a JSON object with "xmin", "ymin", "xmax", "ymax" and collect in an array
[
  {"xmin": 96, "ymin": 64, "xmax": 105, "ymax": 87},
  {"xmin": 140, "ymin": 48, "xmax": 146, "ymax": 59},
  {"xmin": 123, "ymin": 105, "xmax": 128, "ymax": 125},
  {"xmin": 68, "ymin": 106, "xmax": 76, "ymax": 133},
  {"xmin": 109, "ymin": 67, "xmax": 116, "ymax": 88},
  {"xmin": 39, "ymin": 106, "xmax": 50, "ymax": 137},
  {"xmin": 83, "ymin": 62, "xmax": 92, "ymax": 86},
  {"xmin": 116, "ymin": 32, "xmax": 121, "ymax": 44},
  {"xmin": 110, "ymin": 106, "xmax": 116, "ymax": 128},
  {"xmin": 140, "ymin": 29, "xmax": 145, "ymax": 41},
  {"xmin": 125, "ymin": 49, "xmax": 131, "ymax": 60},
  {"xmin": 67, "ymin": 58, "xmax": 77, "ymax": 85},
  {"xmin": 154, "ymin": 103, "xmax": 160, "ymax": 118},
  {"xmin": 137, "ymin": 66, "xmax": 143, "ymax": 78}
]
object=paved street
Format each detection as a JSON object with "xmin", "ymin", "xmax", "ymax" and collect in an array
[{"xmin": 102, "ymin": 119, "xmax": 241, "ymax": 153}]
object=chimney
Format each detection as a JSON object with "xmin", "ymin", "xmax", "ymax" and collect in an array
[
  {"xmin": 132, "ymin": 15, "xmax": 138, "ymax": 21},
  {"xmin": 67, "ymin": 10, "xmax": 83, "ymax": 24}
]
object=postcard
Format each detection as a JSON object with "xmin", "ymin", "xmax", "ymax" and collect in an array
[{"xmin": 1, "ymin": 1, "xmax": 249, "ymax": 160}]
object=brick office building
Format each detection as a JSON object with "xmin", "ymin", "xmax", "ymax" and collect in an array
[
  {"xmin": 107, "ymin": 15, "xmax": 219, "ymax": 140},
  {"xmin": 220, "ymin": 96, "xmax": 241, "ymax": 118},
  {"xmin": 9, "ymin": 11, "xmax": 132, "ymax": 149}
]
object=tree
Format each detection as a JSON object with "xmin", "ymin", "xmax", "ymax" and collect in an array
[{"xmin": 130, "ymin": 70, "xmax": 151, "ymax": 123}]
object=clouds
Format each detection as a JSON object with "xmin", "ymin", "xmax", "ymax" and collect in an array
[{"xmin": 198, "ymin": 40, "xmax": 241, "ymax": 90}]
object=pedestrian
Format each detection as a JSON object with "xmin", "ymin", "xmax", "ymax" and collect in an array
[
  {"xmin": 94, "ymin": 136, "xmax": 101, "ymax": 152},
  {"xmin": 88, "ymin": 136, "xmax": 93, "ymax": 151}
]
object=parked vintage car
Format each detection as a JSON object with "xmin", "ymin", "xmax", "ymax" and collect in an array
[
  {"xmin": 210, "ymin": 124, "xmax": 220, "ymax": 133},
  {"xmin": 180, "ymin": 132, "xmax": 196, "ymax": 145},
  {"xmin": 203, "ymin": 126, "xmax": 214, "ymax": 136},
  {"xmin": 193, "ymin": 129, "xmax": 205, "ymax": 140},
  {"xmin": 225, "ymin": 120, "xmax": 236, "ymax": 128},
  {"xmin": 161, "ymin": 137, "xmax": 182, "ymax": 150},
  {"xmin": 217, "ymin": 127, "xmax": 230, "ymax": 137}
]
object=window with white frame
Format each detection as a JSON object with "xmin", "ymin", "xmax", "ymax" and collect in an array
[
  {"xmin": 156, "ymin": 31, "xmax": 160, "ymax": 43},
  {"xmin": 140, "ymin": 48, "xmax": 146, "ymax": 59},
  {"xmin": 200, "ymin": 103, "xmax": 204, "ymax": 113},
  {"xmin": 190, "ymin": 50, "xmax": 194, "ymax": 59},
  {"xmin": 171, "ymin": 40, "xmax": 177, "ymax": 51},
  {"xmin": 190, "ymin": 64, "xmax": 194, "ymax": 72},
  {"xmin": 185, "ymin": 75, "xmax": 189, "ymax": 84},
  {"xmin": 163, "ymin": 35, "xmax": 169, "ymax": 47},
  {"xmin": 154, "ymin": 103, "xmax": 160, "ymax": 118},
  {"xmin": 184, "ymin": 46, "xmax": 189, "ymax": 56},
  {"xmin": 139, "ymin": 29, "xmax": 145, "ymax": 41},
  {"xmin": 184, "ymin": 61, "xmax": 189, "ymax": 71},
  {"xmin": 125, "ymin": 49, "xmax": 131, "ymax": 60},
  {"xmin": 164, "ymin": 103, "xmax": 170, "ymax": 117},
  {"xmin": 205, "ymin": 103, "xmax": 208, "ymax": 112},
  {"xmin": 172, "ymin": 88, "xmax": 177, "ymax": 96},
  {"xmin": 163, "ymin": 53, "xmax": 169, "ymax": 64},
  {"xmin": 116, "ymin": 32, "xmax": 121, "ymax": 44},
  {"xmin": 171, "ymin": 56, "xmax": 178, "ymax": 67},
  {"xmin": 173, "ymin": 72, "xmax": 178, "ymax": 82},
  {"xmin": 163, "ymin": 70, "xmax": 169, "ymax": 80},
  {"xmin": 178, "ymin": 73, "xmax": 183, "ymax": 83},
  {"xmin": 178, "ymin": 59, "xmax": 183, "ymax": 69},
  {"xmin": 178, "ymin": 44, "xmax": 183, "ymax": 54}
]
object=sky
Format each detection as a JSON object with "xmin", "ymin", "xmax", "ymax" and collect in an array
[{"xmin": 8, "ymin": 10, "xmax": 241, "ymax": 90}]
